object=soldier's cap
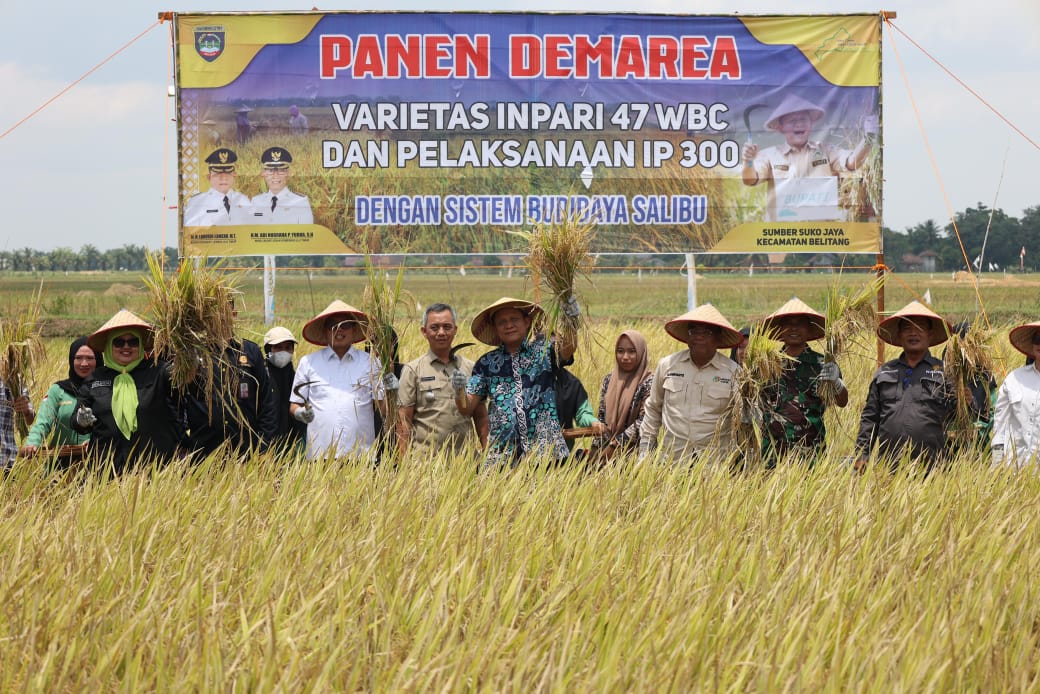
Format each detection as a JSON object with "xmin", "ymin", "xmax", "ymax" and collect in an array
[
  {"xmin": 1009, "ymin": 321, "xmax": 1040, "ymax": 356},
  {"xmin": 761, "ymin": 296, "xmax": 826, "ymax": 341},
  {"xmin": 764, "ymin": 95, "xmax": 826, "ymax": 132},
  {"xmin": 261, "ymin": 146, "xmax": 293, "ymax": 170},
  {"xmin": 664, "ymin": 303, "xmax": 743, "ymax": 348},
  {"xmin": 877, "ymin": 300, "xmax": 952, "ymax": 347},
  {"xmin": 205, "ymin": 148, "xmax": 237, "ymax": 173}
]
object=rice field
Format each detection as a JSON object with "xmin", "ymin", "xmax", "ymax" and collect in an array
[{"xmin": 2, "ymin": 269, "xmax": 1040, "ymax": 689}]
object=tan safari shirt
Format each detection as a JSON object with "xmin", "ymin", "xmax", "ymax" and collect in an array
[
  {"xmin": 750, "ymin": 140, "xmax": 852, "ymax": 221},
  {"xmin": 398, "ymin": 350, "xmax": 476, "ymax": 454},
  {"xmin": 639, "ymin": 350, "xmax": 739, "ymax": 459}
]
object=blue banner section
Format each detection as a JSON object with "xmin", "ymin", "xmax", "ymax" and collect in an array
[{"xmin": 176, "ymin": 12, "xmax": 881, "ymax": 256}]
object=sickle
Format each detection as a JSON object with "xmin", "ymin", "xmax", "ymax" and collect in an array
[
  {"xmin": 292, "ymin": 380, "xmax": 318, "ymax": 407},
  {"xmin": 742, "ymin": 103, "xmax": 768, "ymax": 142},
  {"xmin": 449, "ymin": 342, "xmax": 475, "ymax": 359}
]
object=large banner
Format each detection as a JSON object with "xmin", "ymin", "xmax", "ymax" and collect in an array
[{"xmin": 174, "ymin": 12, "xmax": 882, "ymax": 257}]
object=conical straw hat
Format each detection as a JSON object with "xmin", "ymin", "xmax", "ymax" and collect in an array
[
  {"xmin": 302, "ymin": 300, "xmax": 368, "ymax": 346},
  {"xmin": 1009, "ymin": 321, "xmax": 1040, "ymax": 356},
  {"xmin": 877, "ymin": 300, "xmax": 951, "ymax": 347},
  {"xmin": 761, "ymin": 297, "xmax": 826, "ymax": 341},
  {"xmin": 764, "ymin": 95, "xmax": 826, "ymax": 131},
  {"xmin": 470, "ymin": 297, "xmax": 543, "ymax": 346},
  {"xmin": 664, "ymin": 303, "xmax": 743, "ymax": 348},
  {"xmin": 88, "ymin": 309, "xmax": 153, "ymax": 352}
]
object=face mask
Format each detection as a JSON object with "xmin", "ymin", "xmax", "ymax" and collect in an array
[{"xmin": 267, "ymin": 351, "xmax": 292, "ymax": 369}]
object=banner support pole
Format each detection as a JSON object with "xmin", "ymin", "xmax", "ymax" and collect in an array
[
  {"xmin": 685, "ymin": 252, "xmax": 697, "ymax": 310},
  {"xmin": 263, "ymin": 255, "xmax": 276, "ymax": 325}
]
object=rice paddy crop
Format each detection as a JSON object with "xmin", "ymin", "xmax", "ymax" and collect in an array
[{"xmin": 2, "ymin": 272, "xmax": 1039, "ymax": 689}]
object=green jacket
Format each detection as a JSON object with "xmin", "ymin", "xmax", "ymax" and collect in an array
[{"xmin": 24, "ymin": 382, "xmax": 91, "ymax": 449}]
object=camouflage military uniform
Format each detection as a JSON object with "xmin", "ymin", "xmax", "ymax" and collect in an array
[{"xmin": 762, "ymin": 347, "xmax": 831, "ymax": 462}]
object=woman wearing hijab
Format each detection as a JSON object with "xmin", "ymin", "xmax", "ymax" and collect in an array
[
  {"xmin": 19, "ymin": 337, "xmax": 101, "ymax": 465},
  {"xmin": 72, "ymin": 310, "xmax": 183, "ymax": 474},
  {"xmin": 592, "ymin": 330, "xmax": 653, "ymax": 461}
]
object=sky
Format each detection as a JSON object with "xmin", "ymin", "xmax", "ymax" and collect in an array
[{"xmin": 2, "ymin": 0, "xmax": 1038, "ymax": 253}]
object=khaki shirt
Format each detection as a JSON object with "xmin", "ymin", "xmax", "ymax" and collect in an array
[
  {"xmin": 639, "ymin": 350, "xmax": 738, "ymax": 459},
  {"xmin": 398, "ymin": 350, "xmax": 476, "ymax": 453},
  {"xmin": 750, "ymin": 140, "xmax": 852, "ymax": 221}
]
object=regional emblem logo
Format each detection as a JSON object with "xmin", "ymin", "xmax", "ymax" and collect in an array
[{"xmin": 194, "ymin": 26, "xmax": 225, "ymax": 62}]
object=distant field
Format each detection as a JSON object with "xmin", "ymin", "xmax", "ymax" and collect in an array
[{"xmin": 3, "ymin": 267, "xmax": 1037, "ymax": 336}]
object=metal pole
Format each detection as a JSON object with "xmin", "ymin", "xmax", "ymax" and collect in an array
[
  {"xmin": 685, "ymin": 252, "xmax": 697, "ymax": 310},
  {"xmin": 263, "ymin": 254, "xmax": 276, "ymax": 325}
]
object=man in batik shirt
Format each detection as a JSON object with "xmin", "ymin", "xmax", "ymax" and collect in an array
[{"xmin": 456, "ymin": 296, "xmax": 578, "ymax": 468}]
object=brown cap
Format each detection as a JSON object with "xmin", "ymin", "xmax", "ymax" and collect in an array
[
  {"xmin": 470, "ymin": 297, "xmax": 543, "ymax": 346},
  {"xmin": 1009, "ymin": 321, "xmax": 1040, "ymax": 356},
  {"xmin": 302, "ymin": 300, "xmax": 368, "ymax": 346},
  {"xmin": 88, "ymin": 309, "xmax": 153, "ymax": 352},
  {"xmin": 877, "ymin": 300, "xmax": 951, "ymax": 347},
  {"xmin": 664, "ymin": 303, "xmax": 743, "ymax": 348},
  {"xmin": 761, "ymin": 297, "xmax": 826, "ymax": 341}
]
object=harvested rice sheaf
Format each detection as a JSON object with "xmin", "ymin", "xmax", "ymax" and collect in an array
[
  {"xmin": 0, "ymin": 285, "xmax": 46, "ymax": 437},
  {"xmin": 819, "ymin": 277, "xmax": 881, "ymax": 406},
  {"xmin": 514, "ymin": 213, "xmax": 596, "ymax": 344},
  {"xmin": 144, "ymin": 254, "xmax": 243, "ymax": 420}
]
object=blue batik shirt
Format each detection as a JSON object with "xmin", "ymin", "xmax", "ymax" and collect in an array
[{"xmin": 467, "ymin": 335, "xmax": 569, "ymax": 466}]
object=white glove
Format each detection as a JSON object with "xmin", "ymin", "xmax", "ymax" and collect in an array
[
  {"xmin": 863, "ymin": 114, "xmax": 880, "ymax": 138},
  {"xmin": 293, "ymin": 405, "xmax": 315, "ymax": 424},
  {"xmin": 820, "ymin": 362, "xmax": 847, "ymax": 393},
  {"xmin": 451, "ymin": 370, "xmax": 468, "ymax": 392},
  {"xmin": 563, "ymin": 295, "xmax": 581, "ymax": 318},
  {"xmin": 820, "ymin": 362, "xmax": 841, "ymax": 382},
  {"xmin": 75, "ymin": 406, "xmax": 97, "ymax": 428},
  {"xmin": 991, "ymin": 445, "xmax": 1005, "ymax": 466},
  {"xmin": 382, "ymin": 373, "xmax": 400, "ymax": 392}
]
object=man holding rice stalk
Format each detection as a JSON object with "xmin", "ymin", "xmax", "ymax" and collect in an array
[
  {"xmin": 638, "ymin": 304, "xmax": 743, "ymax": 463},
  {"xmin": 759, "ymin": 298, "xmax": 848, "ymax": 464},
  {"xmin": 398, "ymin": 303, "xmax": 487, "ymax": 457},
  {"xmin": 855, "ymin": 301, "xmax": 957, "ymax": 471},
  {"xmin": 180, "ymin": 302, "xmax": 278, "ymax": 459},
  {"xmin": 1, "ymin": 383, "xmax": 34, "ymax": 469},
  {"xmin": 289, "ymin": 300, "xmax": 392, "ymax": 460},
  {"xmin": 456, "ymin": 296, "xmax": 579, "ymax": 468},
  {"xmin": 991, "ymin": 321, "xmax": 1040, "ymax": 468}
]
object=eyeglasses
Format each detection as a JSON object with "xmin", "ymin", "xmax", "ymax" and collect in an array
[
  {"xmin": 902, "ymin": 367, "xmax": 913, "ymax": 390},
  {"xmin": 326, "ymin": 320, "xmax": 356, "ymax": 332},
  {"xmin": 687, "ymin": 326, "xmax": 716, "ymax": 337},
  {"xmin": 112, "ymin": 337, "xmax": 140, "ymax": 349}
]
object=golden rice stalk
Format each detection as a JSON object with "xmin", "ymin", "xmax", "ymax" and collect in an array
[
  {"xmin": 818, "ymin": 276, "xmax": 881, "ymax": 406},
  {"xmin": 943, "ymin": 320, "xmax": 997, "ymax": 448},
  {"xmin": 0, "ymin": 284, "xmax": 46, "ymax": 437},
  {"xmin": 362, "ymin": 258, "xmax": 415, "ymax": 439},
  {"xmin": 144, "ymin": 254, "xmax": 243, "ymax": 420},
  {"xmin": 718, "ymin": 326, "xmax": 791, "ymax": 467},
  {"xmin": 511, "ymin": 212, "xmax": 596, "ymax": 342}
]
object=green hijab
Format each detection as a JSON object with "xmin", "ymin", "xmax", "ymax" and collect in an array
[{"xmin": 103, "ymin": 329, "xmax": 145, "ymax": 440}]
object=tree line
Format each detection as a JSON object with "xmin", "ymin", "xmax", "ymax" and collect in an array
[{"xmin": 4, "ymin": 203, "xmax": 1037, "ymax": 273}]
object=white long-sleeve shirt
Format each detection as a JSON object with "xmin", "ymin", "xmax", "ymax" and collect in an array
[{"xmin": 992, "ymin": 364, "xmax": 1040, "ymax": 467}]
